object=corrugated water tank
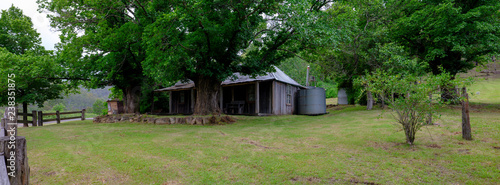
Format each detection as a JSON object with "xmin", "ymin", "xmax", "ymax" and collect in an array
[{"xmin": 298, "ymin": 87, "xmax": 327, "ymax": 115}]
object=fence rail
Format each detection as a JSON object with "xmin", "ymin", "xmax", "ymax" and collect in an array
[{"xmin": 16, "ymin": 109, "xmax": 86, "ymax": 127}]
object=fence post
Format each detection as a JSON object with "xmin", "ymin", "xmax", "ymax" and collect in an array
[
  {"xmin": 22, "ymin": 102, "xmax": 29, "ymax": 127},
  {"xmin": 461, "ymin": 87, "xmax": 472, "ymax": 140},
  {"xmin": 0, "ymin": 118, "xmax": 5, "ymax": 136},
  {"xmin": 38, "ymin": 111, "xmax": 43, "ymax": 126},
  {"xmin": 56, "ymin": 111, "xmax": 60, "ymax": 124},
  {"xmin": 32, "ymin": 110, "xmax": 37, "ymax": 127},
  {"xmin": 428, "ymin": 92, "xmax": 432, "ymax": 125},
  {"xmin": 81, "ymin": 109, "xmax": 86, "ymax": 121}
]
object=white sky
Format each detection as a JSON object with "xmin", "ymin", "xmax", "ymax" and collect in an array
[{"xmin": 1, "ymin": 0, "xmax": 60, "ymax": 50}]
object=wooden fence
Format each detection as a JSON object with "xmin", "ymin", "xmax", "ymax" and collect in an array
[{"xmin": 16, "ymin": 109, "xmax": 86, "ymax": 127}]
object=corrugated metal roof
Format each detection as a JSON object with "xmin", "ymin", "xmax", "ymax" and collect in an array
[{"xmin": 155, "ymin": 66, "xmax": 304, "ymax": 92}]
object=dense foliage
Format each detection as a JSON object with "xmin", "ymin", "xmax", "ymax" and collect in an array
[
  {"xmin": 142, "ymin": 0, "xmax": 341, "ymax": 114},
  {"xmin": 92, "ymin": 99, "xmax": 107, "ymax": 116},
  {"xmin": 0, "ymin": 6, "xmax": 70, "ymax": 108},
  {"xmin": 38, "ymin": 0, "xmax": 154, "ymax": 113},
  {"xmin": 278, "ymin": 57, "xmax": 338, "ymax": 98},
  {"xmin": 389, "ymin": 0, "xmax": 500, "ymax": 76}
]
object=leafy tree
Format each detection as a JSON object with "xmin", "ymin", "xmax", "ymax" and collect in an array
[
  {"xmin": 0, "ymin": 6, "xmax": 70, "ymax": 126},
  {"xmin": 143, "ymin": 0, "xmax": 340, "ymax": 115},
  {"xmin": 314, "ymin": 0, "xmax": 391, "ymax": 104},
  {"xmin": 52, "ymin": 103, "xmax": 66, "ymax": 112},
  {"xmin": 0, "ymin": 5, "xmax": 42, "ymax": 55},
  {"xmin": 389, "ymin": 0, "xmax": 500, "ymax": 76},
  {"xmin": 92, "ymin": 99, "xmax": 107, "ymax": 115},
  {"xmin": 278, "ymin": 57, "xmax": 337, "ymax": 98},
  {"xmin": 38, "ymin": 0, "xmax": 155, "ymax": 113}
]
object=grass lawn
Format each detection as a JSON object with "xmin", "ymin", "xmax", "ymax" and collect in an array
[
  {"xmin": 468, "ymin": 77, "xmax": 500, "ymax": 104},
  {"xmin": 325, "ymin": 98, "xmax": 338, "ymax": 105},
  {"xmin": 21, "ymin": 105, "xmax": 500, "ymax": 184},
  {"xmin": 20, "ymin": 72, "xmax": 500, "ymax": 184}
]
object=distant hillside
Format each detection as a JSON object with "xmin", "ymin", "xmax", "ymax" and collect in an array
[{"xmin": 41, "ymin": 86, "xmax": 112, "ymax": 111}]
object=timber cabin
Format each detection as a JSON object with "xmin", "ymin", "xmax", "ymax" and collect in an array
[{"xmin": 154, "ymin": 66, "xmax": 305, "ymax": 115}]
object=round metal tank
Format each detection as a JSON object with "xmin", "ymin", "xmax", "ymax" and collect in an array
[{"xmin": 298, "ymin": 87, "xmax": 327, "ymax": 115}]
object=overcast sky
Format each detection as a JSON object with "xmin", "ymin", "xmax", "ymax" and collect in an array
[{"xmin": 1, "ymin": 0, "xmax": 60, "ymax": 50}]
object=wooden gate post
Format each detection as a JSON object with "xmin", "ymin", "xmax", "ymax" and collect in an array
[
  {"xmin": 0, "ymin": 118, "xmax": 5, "ymax": 136},
  {"xmin": 38, "ymin": 111, "xmax": 43, "ymax": 126},
  {"xmin": 461, "ymin": 87, "xmax": 472, "ymax": 140},
  {"xmin": 81, "ymin": 109, "xmax": 86, "ymax": 121},
  {"xmin": 0, "ymin": 136, "xmax": 29, "ymax": 184},
  {"xmin": 56, "ymin": 111, "xmax": 60, "ymax": 124},
  {"xmin": 32, "ymin": 111, "xmax": 37, "ymax": 127},
  {"xmin": 428, "ymin": 92, "xmax": 432, "ymax": 125}
]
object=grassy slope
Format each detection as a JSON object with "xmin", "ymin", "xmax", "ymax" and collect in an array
[
  {"xmin": 21, "ymin": 78, "xmax": 500, "ymax": 184},
  {"xmin": 468, "ymin": 77, "xmax": 500, "ymax": 104}
]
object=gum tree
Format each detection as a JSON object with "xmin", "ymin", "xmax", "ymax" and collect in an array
[
  {"xmin": 143, "ymin": 0, "xmax": 340, "ymax": 115},
  {"xmin": 38, "ymin": 0, "xmax": 155, "ymax": 113},
  {"xmin": 389, "ymin": 0, "xmax": 500, "ymax": 100},
  {"xmin": 0, "ymin": 6, "xmax": 69, "ymax": 126}
]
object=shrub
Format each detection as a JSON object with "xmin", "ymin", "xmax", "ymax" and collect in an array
[
  {"xmin": 52, "ymin": 103, "xmax": 66, "ymax": 112},
  {"xmin": 92, "ymin": 99, "xmax": 107, "ymax": 115},
  {"xmin": 359, "ymin": 70, "xmax": 458, "ymax": 145}
]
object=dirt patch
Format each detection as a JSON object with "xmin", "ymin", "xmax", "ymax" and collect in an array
[
  {"xmin": 61, "ymin": 135, "xmax": 80, "ymax": 140},
  {"xmin": 248, "ymin": 140, "xmax": 278, "ymax": 149},
  {"xmin": 290, "ymin": 177, "xmax": 321, "ymax": 183},
  {"xmin": 426, "ymin": 144, "xmax": 442, "ymax": 149},
  {"xmin": 458, "ymin": 149, "xmax": 471, "ymax": 154},
  {"xmin": 218, "ymin": 131, "xmax": 226, "ymax": 136},
  {"xmin": 348, "ymin": 178, "xmax": 379, "ymax": 185},
  {"xmin": 44, "ymin": 171, "xmax": 56, "ymax": 176},
  {"xmin": 162, "ymin": 181, "xmax": 181, "ymax": 185},
  {"xmin": 241, "ymin": 138, "xmax": 279, "ymax": 149},
  {"xmin": 368, "ymin": 141, "xmax": 406, "ymax": 151},
  {"xmin": 329, "ymin": 178, "xmax": 379, "ymax": 185},
  {"xmin": 326, "ymin": 104, "xmax": 338, "ymax": 109}
]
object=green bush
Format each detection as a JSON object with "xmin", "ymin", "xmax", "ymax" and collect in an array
[
  {"xmin": 92, "ymin": 99, "xmax": 107, "ymax": 115},
  {"xmin": 52, "ymin": 103, "xmax": 66, "ymax": 112},
  {"xmin": 316, "ymin": 81, "xmax": 338, "ymax": 98}
]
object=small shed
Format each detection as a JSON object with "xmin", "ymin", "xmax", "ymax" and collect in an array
[
  {"xmin": 155, "ymin": 66, "xmax": 305, "ymax": 115},
  {"xmin": 107, "ymin": 99, "xmax": 124, "ymax": 115},
  {"xmin": 337, "ymin": 88, "xmax": 348, "ymax": 105}
]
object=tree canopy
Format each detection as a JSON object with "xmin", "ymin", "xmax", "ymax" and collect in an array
[
  {"xmin": 0, "ymin": 5, "xmax": 68, "ymax": 109},
  {"xmin": 0, "ymin": 5, "xmax": 42, "ymax": 55},
  {"xmin": 38, "ymin": 0, "xmax": 154, "ymax": 113},
  {"xmin": 389, "ymin": 0, "xmax": 500, "ymax": 76},
  {"xmin": 143, "ymin": 0, "xmax": 340, "ymax": 114}
]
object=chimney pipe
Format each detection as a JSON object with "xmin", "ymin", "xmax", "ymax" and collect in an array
[{"xmin": 306, "ymin": 65, "xmax": 310, "ymax": 86}]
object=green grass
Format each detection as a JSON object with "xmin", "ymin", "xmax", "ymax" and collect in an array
[
  {"xmin": 20, "ymin": 104, "xmax": 500, "ymax": 184},
  {"xmin": 468, "ymin": 77, "xmax": 500, "ymax": 104},
  {"xmin": 20, "ymin": 73, "xmax": 500, "ymax": 184},
  {"xmin": 326, "ymin": 98, "xmax": 338, "ymax": 105}
]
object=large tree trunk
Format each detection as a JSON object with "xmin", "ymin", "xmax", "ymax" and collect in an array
[
  {"xmin": 122, "ymin": 86, "xmax": 141, "ymax": 113},
  {"xmin": 366, "ymin": 90, "xmax": 373, "ymax": 110},
  {"xmin": 193, "ymin": 77, "xmax": 222, "ymax": 115}
]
